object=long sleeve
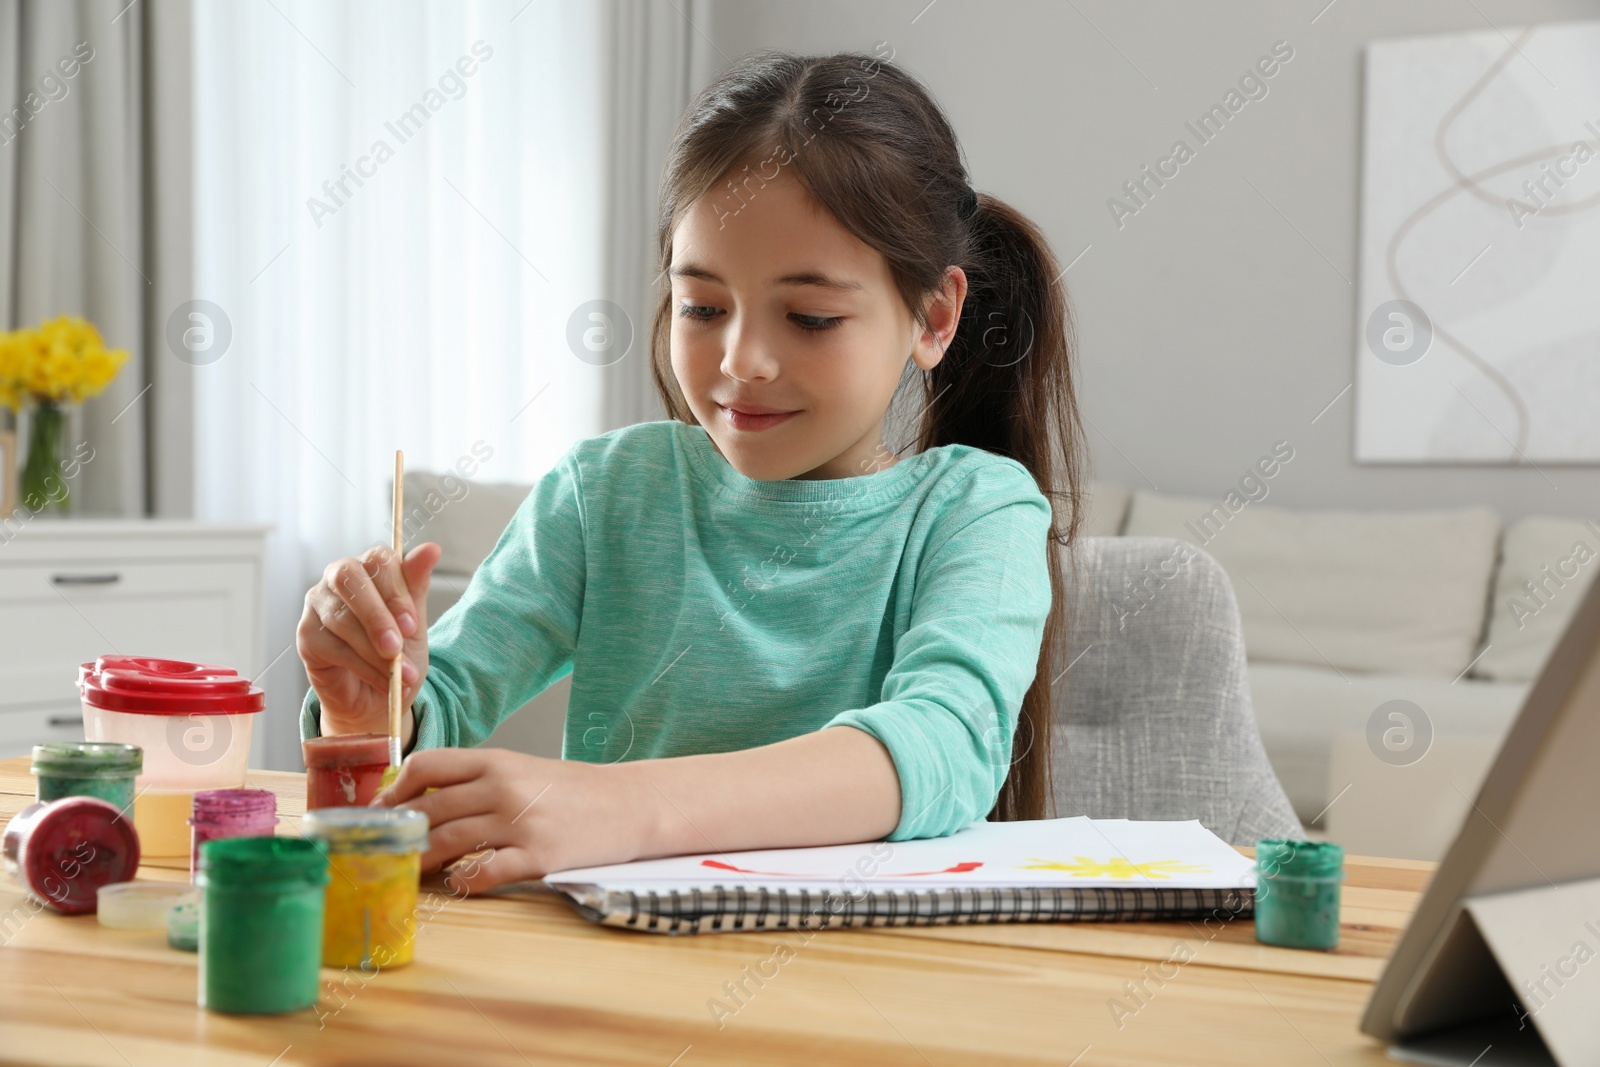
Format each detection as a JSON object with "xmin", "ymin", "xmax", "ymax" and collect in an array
[
  {"xmin": 824, "ymin": 469, "xmax": 1054, "ymax": 841},
  {"xmin": 300, "ymin": 448, "xmax": 587, "ymax": 749}
]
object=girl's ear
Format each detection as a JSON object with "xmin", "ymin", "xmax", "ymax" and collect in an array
[{"xmin": 911, "ymin": 265, "xmax": 969, "ymax": 372}]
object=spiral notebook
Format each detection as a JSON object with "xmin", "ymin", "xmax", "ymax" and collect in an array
[{"xmin": 543, "ymin": 817, "xmax": 1258, "ymax": 935}]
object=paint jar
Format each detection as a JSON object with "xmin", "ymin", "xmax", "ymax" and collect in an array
[
  {"xmin": 2, "ymin": 797, "xmax": 142, "ymax": 915},
  {"xmin": 196, "ymin": 836, "xmax": 327, "ymax": 1014},
  {"xmin": 189, "ymin": 789, "xmax": 278, "ymax": 881},
  {"xmin": 302, "ymin": 733, "xmax": 391, "ymax": 810},
  {"xmin": 97, "ymin": 882, "xmax": 196, "ymax": 929},
  {"xmin": 79, "ymin": 656, "xmax": 265, "ymax": 859},
  {"xmin": 1253, "ymin": 838, "xmax": 1344, "ymax": 951},
  {"xmin": 32, "ymin": 742, "xmax": 142, "ymax": 812},
  {"xmin": 167, "ymin": 898, "xmax": 199, "ymax": 952},
  {"xmin": 304, "ymin": 807, "xmax": 428, "ymax": 970}
]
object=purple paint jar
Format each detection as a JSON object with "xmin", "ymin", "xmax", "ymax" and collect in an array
[{"xmin": 189, "ymin": 789, "xmax": 277, "ymax": 881}]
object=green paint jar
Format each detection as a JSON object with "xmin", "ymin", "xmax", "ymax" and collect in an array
[
  {"xmin": 1253, "ymin": 838, "xmax": 1344, "ymax": 951},
  {"xmin": 197, "ymin": 836, "xmax": 328, "ymax": 1014},
  {"xmin": 32, "ymin": 742, "xmax": 142, "ymax": 813}
]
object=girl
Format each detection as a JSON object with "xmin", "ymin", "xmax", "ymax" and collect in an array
[{"xmin": 296, "ymin": 48, "xmax": 1086, "ymax": 895}]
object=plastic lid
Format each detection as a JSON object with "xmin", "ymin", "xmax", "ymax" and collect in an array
[
  {"xmin": 197, "ymin": 835, "xmax": 328, "ymax": 888},
  {"xmin": 97, "ymin": 882, "xmax": 196, "ymax": 930},
  {"xmin": 77, "ymin": 656, "xmax": 265, "ymax": 716},
  {"xmin": 1256, "ymin": 838, "xmax": 1345, "ymax": 879},
  {"xmin": 302, "ymin": 733, "xmax": 393, "ymax": 768},
  {"xmin": 1, "ymin": 797, "xmax": 142, "ymax": 914},
  {"xmin": 304, "ymin": 807, "xmax": 429, "ymax": 853},
  {"xmin": 32, "ymin": 741, "xmax": 143, "ymax": 776}
]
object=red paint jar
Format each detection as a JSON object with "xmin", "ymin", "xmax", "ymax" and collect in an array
[
  {"xmin": 303, "ymin": 734, "xmax": 391, "ymax": 810},
  {"xmin": 189, "ymin": 789, "xmax": 278, "ymax": 881},
  {"xmin": 2, "ymin": 796, "xmax": 142, "ymax": 914}
]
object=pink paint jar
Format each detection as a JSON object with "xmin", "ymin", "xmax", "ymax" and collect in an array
[
  {"xmin": 189, "ymin": 789, "xmax": 278, "ymax": 881},
  {"xmin": 302, "ymin": 734, "xmax": 391, "ymax": 810},
  {"xmin": 3, "ymin": 796, "xmax": 141, "ymax": 915}
]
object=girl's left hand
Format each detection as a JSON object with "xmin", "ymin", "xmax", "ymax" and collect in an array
[{"xmin": 371, "ymin": 748, "xmax": 654, "ymax": 893}]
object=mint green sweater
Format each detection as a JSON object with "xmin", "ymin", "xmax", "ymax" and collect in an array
[{"xmin": 301, "ymin": 419, "xmax": 1053, "ymax": 840}]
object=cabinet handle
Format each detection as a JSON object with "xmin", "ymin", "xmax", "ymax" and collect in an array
[
  {"xmin": 50, "ymin": 573, "xmax": 121, "ymax": 586},
  {"xmin": 48, "ymin": 715, "xmax": 84, "ymax": 728}
]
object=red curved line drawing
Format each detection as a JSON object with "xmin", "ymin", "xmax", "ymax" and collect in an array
[{"xmin": 700, "ymin": 859, "xmax": 984, "ymax": 877}]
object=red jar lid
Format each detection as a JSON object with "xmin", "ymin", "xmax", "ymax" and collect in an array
[
  {"xmin": 302, "ymin": 733, "xmax": 392, "ymax": 769},
  {"xmin": 77, "ymin": 656, "xmax": 265, "ymax": 716},
  {"xmin": 2, "ymin": 797, "xmax": 141, "ymax": 914}
]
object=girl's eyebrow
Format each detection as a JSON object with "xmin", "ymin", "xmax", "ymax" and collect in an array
[{"xmin": 670, "ymin": 262, "xmax": 866, "ymax": 293}]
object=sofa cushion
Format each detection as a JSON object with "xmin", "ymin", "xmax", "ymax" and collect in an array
[
  {"xmin": 1473, "ymin": 516, "xmax": 1600, "ymax": 681},
  {"xmin": 1247, "ymin": 662, "xmax": 1528, "ymax": 821},
  {"xmin": 403, "ymin": 471, "xmax": 531, "ymax": 576},
  {"xmin": 1124, "ymin": 491, "xmax": 1500, "ymax": 676},
  {"xmin": 1078, "ymin": 479, "xmax": 1130, "ymax": 537}
]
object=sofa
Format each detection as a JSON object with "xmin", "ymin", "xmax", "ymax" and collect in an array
[
  {"xmin": 405, "ymin": 467, "xmax": 1598, "ymax": 860},
  {"xmin": 1079, "ymin": 479, "xmax": 1598, "ymax": 859}
]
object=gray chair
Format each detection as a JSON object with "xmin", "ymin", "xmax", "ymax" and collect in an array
[{"xmin": 1050, "ymin": 536, "xmax": 1302, "ymax": 845}]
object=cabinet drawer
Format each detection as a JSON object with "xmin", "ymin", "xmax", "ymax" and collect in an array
[
  {"xmin": 0, "ymin": 560, "xmax": 259, "ymax": 710},
  {"xmin": 0, "ymin": 700, "xmax": 85, "ymax": 760}
]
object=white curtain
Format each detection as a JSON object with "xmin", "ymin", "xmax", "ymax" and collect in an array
[
  {"xmin": 0, "ymin": 0, "xmax": 148, "ymax": 516},
  {"xmin": 596, "ymin": 0, "xmax": 718, "ymax": 432},
  {"xmin": 189, "ymin": 0, "xmax": 667, "ymax": 769}
]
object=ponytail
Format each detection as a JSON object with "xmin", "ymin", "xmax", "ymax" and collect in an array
[{"xmin": 917, "ymin": 193, "xmax": 1086, "ymax": 822}]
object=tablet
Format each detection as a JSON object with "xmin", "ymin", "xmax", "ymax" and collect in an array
[{"xmin": 1359, "ymin": 567, "xmax": 1600, "ymax": 1066}]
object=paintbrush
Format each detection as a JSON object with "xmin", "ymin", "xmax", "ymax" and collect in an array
[{"xmin": 380, "ymin": 450, "xmax": 404, "ymax": 791}]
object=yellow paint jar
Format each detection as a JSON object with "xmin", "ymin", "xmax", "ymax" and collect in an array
[{"xmin": 302, "ymin": 807, "xmax": 428, "ymax": 970}]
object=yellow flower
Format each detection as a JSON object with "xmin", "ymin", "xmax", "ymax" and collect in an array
[
  {"xmin": 83, "ymin": 348, "xmax": 112, "ymax": 383},
  {"xmin": 0, "ymin": 316, "xmax": 125, "ymax": 408},
  {"xmin": 72, "ymin": 347, "xmax": 125, "ymax": 402},
  {"xmin": 76, "ymin": 318, "xmax": 104, "ymax": 351},
  {"xmin": 0, "ymin": 334, "xmax": 24, "ymax": 382},
  {"xmin": 50, "ymin": 356, "xmax": 76, "ymax": 398},
  {"xmin": 42, "ymin": 319, "xmax": 77, "ymax": 360},
  {"xmin": 23, "ymin": 349, "xmax": 55, "ymax": 395}
]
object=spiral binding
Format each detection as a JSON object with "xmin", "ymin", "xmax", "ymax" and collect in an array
[{"xmin": 555, "ymin": 882, "xmax": 1255, "ymax": 936}]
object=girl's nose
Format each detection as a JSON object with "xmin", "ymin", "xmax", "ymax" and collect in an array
[{"xmin": 720, "ymin": 318, "xmax": 780, "ymax": 382}]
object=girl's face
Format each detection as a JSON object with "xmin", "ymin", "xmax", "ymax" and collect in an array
[{"xmin": 669, "ymin": 167, "xmax": 966, "ymax": 481}]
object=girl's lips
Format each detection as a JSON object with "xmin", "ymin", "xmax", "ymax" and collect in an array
[{"xmin": 719, "ymin": 405, "xmax": 799, "ymax": 432}]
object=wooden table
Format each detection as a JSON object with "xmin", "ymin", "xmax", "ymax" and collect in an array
[{"xmin": 0, "ymin": 756, "xmax": 1431, "ymax": 1065}]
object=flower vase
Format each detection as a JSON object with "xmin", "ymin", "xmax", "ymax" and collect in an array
[{"xmin": 20, "ymin": 400, "xmax": 70, "ymax": 514}]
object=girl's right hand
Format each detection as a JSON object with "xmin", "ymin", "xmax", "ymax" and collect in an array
[{"xmin": 298, "ymin": 542, "xmax": 443, "ymax": 739}]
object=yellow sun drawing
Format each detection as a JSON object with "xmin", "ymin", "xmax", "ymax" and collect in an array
[{"xmin": 1017, "ymin": 857, "xmax": 1212, "ymax": 880}]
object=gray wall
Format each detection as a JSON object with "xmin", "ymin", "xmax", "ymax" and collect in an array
[{"xmin": 703, "ymin": 0, "xmax": 1600, "ymax": 524}]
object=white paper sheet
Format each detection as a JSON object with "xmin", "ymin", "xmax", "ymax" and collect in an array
[{"xmin": 545, "ymin": 817, "xmax": 1258, "ymax": 892}]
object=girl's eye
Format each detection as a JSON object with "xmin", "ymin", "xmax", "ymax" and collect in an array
[
  {"xmin": 677, "ymin": 304, "xmax": 719, "ymax": 323},
  {"xmin": 675, "ymin": 305, "xmax": 843, "ymax": 333},
  {"xmin": 790, "ymin": 313, "xmax": 843, "ymax": 332}
]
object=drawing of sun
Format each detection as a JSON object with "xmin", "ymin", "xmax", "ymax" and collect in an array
[{"xmin": 1017, "ymin": 857, "xmax": 1211, "ymax": 880}]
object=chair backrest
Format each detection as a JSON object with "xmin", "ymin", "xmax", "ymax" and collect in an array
[{"xmin": 1049, "ymin": 536, "xmax": 1302, "ymax": 845}]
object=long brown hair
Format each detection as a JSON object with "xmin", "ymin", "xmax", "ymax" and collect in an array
[{"xmin": 647, "ymin": 48, "xmax": 1087, "ymax": 822}]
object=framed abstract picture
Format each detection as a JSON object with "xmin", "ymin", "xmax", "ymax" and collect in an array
[{"xmin": 1355, "ymin": 20, "xmax": 1600, "ymax": 463}]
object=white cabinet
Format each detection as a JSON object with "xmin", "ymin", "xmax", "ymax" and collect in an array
[{"xmin": 0, "ymin": 520, "xmax": 270, "ymax": 761}]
